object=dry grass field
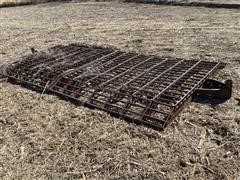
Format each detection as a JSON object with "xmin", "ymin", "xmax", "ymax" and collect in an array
[
  {"xmin": 0, "ymin": 1, "xmax": 240, "ymax": 179},
  {"xmin": 0, "ymin": 0, "xmax": 33, "ymax": 5},
  {"xmin": 0, "ymin": 0, "xmax": 47, "ymax": 7}
]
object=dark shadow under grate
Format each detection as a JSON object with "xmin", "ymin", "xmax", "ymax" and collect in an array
[{"xmin": 6, "ymin": 43, "xmax": 225, "ymax": 130}]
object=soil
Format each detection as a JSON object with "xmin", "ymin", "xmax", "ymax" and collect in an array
[{"xmin": 0, "ymin": 1, "xmax": 240, "ymax": 179}]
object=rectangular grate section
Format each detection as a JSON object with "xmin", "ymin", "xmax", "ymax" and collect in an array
[{"xmin": 6, "ymin": 43, "xmax": 225, "ymax": 130}]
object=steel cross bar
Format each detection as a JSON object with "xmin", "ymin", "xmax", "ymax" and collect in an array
[
  {"xmin": 119, "ymin": 60, "xmax": 179, "ymax": 115},
  {"xmin": 98, "ymin": 55, "xmax": 156, "ymax": 88},
  {"xmin": 25, "ymin": 46, "xmax": 96, "ymax": 77},
  {"xmin": 140, "ymin": 60, "xmax": 202, "ymax": 121},
  {"xmin": 114, "ymin": 58, "xmax": 170, "ymax": 92},
  {"xmin": 162, "ymin": 63, "xmax": 221, "ymax": 128},
  {"xmin": 29, "ymin": 48, "xmax": 74, "ymax": 68},
  {"xmin": 132, "ymin": 59, "xmax": 185, "ymax": 96},
  {"xmin": 63, "ymin": 52, "xmax": 132, "ymax": 97},
  {"xmin": 53, "ymin": 48, "xmax": 109, "ymax": 72},
  {"xmin": 61, "ymin": 50, "xmax": 119, "ymax": 77},
  {"xmin": 174, "ymin": 62, "xmax": 221, "ymax": 106},
  {"xmin": 103, "ymin": 58, "xmax": 172, "ymax": 109},
  {"xmin": 30, "ymin": 45, "xmax": 91, "ymax": 69},
  {"xmin": 47, "ymin": 50, "xmax": 116, "ymax": 88},
  {"xmin": 16, "ymin": 45, "xmax": 71, "ymax": 66},
  {"xmin": 151, "ymin": 60, "xmax": 202, "ymax": 101},
  {"xmin": 72, "ymin": 52, "xmax": 128, "ymax": 81},
  {"xmin": 80, "ymin": 53, "xmax": 141, "ymax": 87},
  {"xmin": 101, "ymin": 55, "xmax": 157, "ymax": 108},
  {"xmin": 86, "ymin": 54, "xmax": 143, "ymax": 104}
]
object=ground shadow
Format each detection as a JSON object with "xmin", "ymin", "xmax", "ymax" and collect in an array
[{"xmin": 125, "ymin": 0, "xmax": 240, "ymax": 9}]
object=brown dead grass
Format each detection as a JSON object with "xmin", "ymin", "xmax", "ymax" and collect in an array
[
  {"xmin": 0, "ymin": 0, "xmax": 47, "ymax": 7},
  {"xmin": 0, "ymin": 1, "xmax": 240, "ymax": 179}
]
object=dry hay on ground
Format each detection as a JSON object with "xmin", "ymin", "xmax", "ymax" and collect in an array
[
  {"xmin": 0, "ymin": 0, "xmax": 46, "ymax": 7},
  {"xmin": 0, "ymin": 0, "xmax": 69, "ymax": 8},
  {"xmin": 0, "ymin": 1, "xmax": 240, "ymax": 179}
]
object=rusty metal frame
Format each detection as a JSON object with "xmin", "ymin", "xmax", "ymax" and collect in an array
[
  {"xmin": 5, "ymin": 43, "xmax": 226, "ymax": 130},
  {"xmin": 193, "ymin": 79, "xmax": 232, "ymax": 101}
]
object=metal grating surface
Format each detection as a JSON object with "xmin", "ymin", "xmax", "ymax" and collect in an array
[{"xmin": 6, "ymin": 44, "xmax": 225, "ymax": 129}]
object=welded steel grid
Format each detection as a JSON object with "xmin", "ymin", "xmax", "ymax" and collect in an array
[{"xmin": 6, "ymin": 44, "xmax": 224, "ymax": 129}]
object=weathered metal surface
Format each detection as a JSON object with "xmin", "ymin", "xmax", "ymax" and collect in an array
[
  {"xmin": 5, "ymin": 43, "xmax": 225, "ymax": 129},
  {"xmin": 193, "ymin": 79, "xmax": 232, "ymax": 101}
]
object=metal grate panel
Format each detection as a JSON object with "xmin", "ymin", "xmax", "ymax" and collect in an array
[{"xmin": 6, "ymin": 44, "xmax": 225, "ymax": 129}]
